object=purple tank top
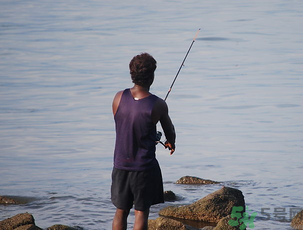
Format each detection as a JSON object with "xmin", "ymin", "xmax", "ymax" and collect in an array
[{"xmin": 114, "ymin": 88, "xmax": 159, "ymax": 171}]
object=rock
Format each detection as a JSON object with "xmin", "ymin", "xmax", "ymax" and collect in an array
[
  {"xmin": 0, "ymin": 213, "xmax": 42, "ymax": 230},
  {"xmin": 0, "ymin": 196, "xmax": 36, "ymax": 205},
  {"xmin": 164, "ymin": 191, "xmax": 177, "ymax": 202},
  {"xmin": 148, "ymin": 217, "xmax": 199, "ymax": 230},
  {"xmin": 201, "ymin": 215, "xmax": 247, "ymax": 230},
  {"xmin": 0, "ymin": 213, "xmax": 81, "ymax": 230},
  {"xmin": 14, "ymin": 225, "xmax": 40, "ymax": 230},
  {"xmin": 47, "ymin": 225, "xmax": 80, "ymax": 230},
  {"xmin": 291, "ymin": 210, "xmax": 303, "ymax": 229},
  {"xmin": 214, "ymin": 215, "xmax": 244, "ymax": 230},
  {"xmin": 0, "ymin": 196, "xmax": 17, "ymax": 205},
  {"xmin": 159, "ymin": 187, "xmax": 245, "ymax": 223},
  {"xmin": 176, "ymin": 176, "xmax": 219, "ymax": 185},
  {"xmin": 201, "ymin": 227, "xmax": 215, "ymax": 230}
]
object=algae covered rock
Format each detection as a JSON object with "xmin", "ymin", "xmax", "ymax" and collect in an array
[
  {"xmin": 176, "ymin": 176, "xmax": 219, "ymax": 185},
  {"xmin": 0, "ymin": 196, "xmax": 18, "ymax": 205},
  {"xmin": 291, "ymin": 210, "xmax": 303, "ymax": 230},
  {"xmin": 201, "ymin": 215, "xmax": 246, "ymax": 230},
  {"xmin": 47, "ymin": 225, "xmax": 82, "ymax": 230},
  {"xmin": 0, "ymin": 213, "xmax": 42, "ymax": 230},
  {"xmin": 0, "ymin": 196, "xmax": 36, "ymax": 205},
  {"xmin": 164, "ymin": 190, "xmax": 177, "ymax": 202},
  {"xmin": 148, "ymin": 217, "xmax": 198, "ymax": 230},
  {"xmin": 159, "ymin": 186, "xmax": 245, "ymax": 223},
  {"xmin": 214, "ymin": 215, "xmax": 245, "ymax": 230},
  {"xmin": 14, "ymin": 225, "xmax": 40, "ymax": 230}
]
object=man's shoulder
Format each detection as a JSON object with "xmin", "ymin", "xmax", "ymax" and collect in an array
[
  {"xmin": 113, "ymin": 91, "xmax": 123, "ymax": 101},
  {"xmin": 114, "ymin": 89, "xmax": 128, "ymax": 99},
  {"xmin": 116, "ymin": 88, "xmax": 129, "ymax": 95},
  {"xmin": 115, "ymin": 90, "xmax": 124, "ymax": 96},
  {"xmin": 112, "ymin": 90, "xmax": 126, "ymax": 115},
  {"xmin": 153, "ymin": 96, "xmax": 168, "ymax": 112}
]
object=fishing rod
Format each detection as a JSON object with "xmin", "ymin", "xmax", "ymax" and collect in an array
[
  {"xmin": 156, "ymin": 28, "xmax": 200, "ymax": 147},
  {"xmin": 164, "ymin": 28, "xmax": 201, "ymax": 101}
]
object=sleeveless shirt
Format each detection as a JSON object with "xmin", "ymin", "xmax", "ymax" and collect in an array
[{"xmin": 114, "ymin": 88, "xmax": 159, "ymax": 171}]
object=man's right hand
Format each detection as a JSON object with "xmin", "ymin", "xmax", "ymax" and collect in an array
[{"xmin": 165, "ymin": 141, "xmax": 175, "ymax": 155}]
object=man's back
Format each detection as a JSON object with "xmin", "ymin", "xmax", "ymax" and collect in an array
[{"xmin": 114, "ymin": 88, "xmax": 159, "ymax": 171}]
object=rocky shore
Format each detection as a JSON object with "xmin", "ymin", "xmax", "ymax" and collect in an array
[
  {"xmin": 1, "ymin": 176, "xmax": 302, "ymax": 230},
  {"xmin": 0, "ymin": 212, "xmax": 81, "ymax": 230},
  {"xmin": 0, "ymin": 212, "xmax": 83, "ymax": 230}
]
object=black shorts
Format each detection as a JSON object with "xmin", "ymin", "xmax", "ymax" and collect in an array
[{"xmin": 111, "ymin": 165, "xmax": 164, "ymax": 211}]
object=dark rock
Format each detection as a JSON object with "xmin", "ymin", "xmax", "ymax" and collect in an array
[
  {"xmin": 0, "ymin": 213, "xmax": 81, "ymax": 230},
  {"xmin": 148, "ymin": 217, "xmax": 199, "ymax": 230},
  {"xmin": 291, "ymin": 210, "xmax": 303, "ymax": 229},
  {"xmin": 159, "ymin": 187, "xmax": 245, "ymax": 223},
  {"xmin": 0, "ymin": 213, "xmax": 42, "ymax": 230},
  {"xmin": 176, "ymin": 176, "xmax": 219, "ymax": 185},
  {"xmin": 47, "ymin": 225, "xmax": 80, "ymax": 230},
  {"xmin": 0, "ymin": 196, "xmax": 17, "ymax": 205},
  {"xmin": 164, "ymin": 191, "xmax": 177, "ymax": 202},
  {"xmin": 14, "ymin": 224, "xmax": 41, "ymax": 230},
  {"xmin": 213, "ymin": 215, "xmax": 245, "ymax": 230},
  {"xmin": 0, "ymin": 196, "xmax": 36, "ymax": 205}
]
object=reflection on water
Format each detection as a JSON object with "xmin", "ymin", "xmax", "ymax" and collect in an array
[
  {"xmin": 197, "ymin": 37, "xmax": 246, "ymax": 42},
  {"xmin": 1, "ymin": 0, "xmax": 303, "ymax": 229}
]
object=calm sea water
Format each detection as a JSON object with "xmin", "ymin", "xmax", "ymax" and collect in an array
[{"xmin": 0, "ymin": 0, "xmax": 302, "ymax": 229}]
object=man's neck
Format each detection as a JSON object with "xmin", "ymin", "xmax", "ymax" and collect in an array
[
  {"xmin": 132, "ymin": 84, "xmax": 150, "ymax": 92},
  {"xmin": 130, "ymin": 84, "xmax": 151, "ymax": 100}
]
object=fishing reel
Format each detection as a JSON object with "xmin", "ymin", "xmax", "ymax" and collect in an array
[{"xmin": 156, "ymin": 131, "xmax": 174, "ymax": 153}]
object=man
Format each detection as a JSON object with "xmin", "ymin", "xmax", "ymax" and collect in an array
[{"xmin": 111, "ymin": 53, "xmax": 176, "ymax": 230}]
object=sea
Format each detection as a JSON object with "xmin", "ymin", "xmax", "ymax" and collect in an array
[{"xmin": 0, "ymin": 0, "xmax": 302, "ymax": 229}]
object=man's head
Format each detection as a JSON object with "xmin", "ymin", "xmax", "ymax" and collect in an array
[{"xmin": 129, "ymin": 53, "xmax": 157, "ymax": 87}]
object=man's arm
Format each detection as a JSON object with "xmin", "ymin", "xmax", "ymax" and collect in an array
[
  {"xmin": 152, "ymin": 98, "xmax": 176, "ymax": 154},
  {"xmin": 112, "ymin": 91, "xmax": 123, "ymax": 115}
]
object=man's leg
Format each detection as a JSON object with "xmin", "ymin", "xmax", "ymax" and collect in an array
[
  {"xmin": 133, "ymin": 209, "xmax": 149, "ymax": 230},
  {"xmin": 112, "ymin": 208, "xmax": 130, "ymax": 230}
]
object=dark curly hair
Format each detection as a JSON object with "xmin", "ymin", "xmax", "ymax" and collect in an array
[{"xmin": 129, "ymin": 53, "xmax": 157, "ymax": 87}]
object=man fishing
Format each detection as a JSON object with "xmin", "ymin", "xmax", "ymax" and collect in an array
[{"xmin": 111, "ymin": 53, "xmax": 176, "ymax": 230}]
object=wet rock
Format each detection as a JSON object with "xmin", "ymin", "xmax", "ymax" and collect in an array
[
  {"xmin": 0, "ymin": 213, "xmax": 82, "ymax": 230},
  {"xmin": 201, "ymin": 227, "xmax": 215, "ymax": 230},
  {"xmin": 0, "ymin": 196, "xmax": 17, "ymax": 205},
  {"xmin": 176, "ymin": 176, "xmax": 219, "ymax": 185},
  {"xmin": 14, "ymin": 225, "xmax": 40, "ymax": 230},
  {"xmin": 291, "ymin": 210, "xmax": 303, "ymax": 229},
  {"xmin": 201, "ymin": 215, "xmax": 246, "ymax": 230},
  {"xmin": 0, "ymin": 213, "xmax": 42, "ymax": 230},
  {"xmin": 164, "ymin": 190, "xmax": 177, "ymax": 202},
  {"xmin": 159, "ymin": 186, "xmax": 245, "ymax": 223},
  {"xmin": 148, "ymin": 217, "xmax": 199, "ymax": 230},
  {"xmin": 213, "ymin": 215, "xmax": 244, "ymax": 230},
  {"xmin": 47, "ymin": 225, "xmax": 81, "ymax": 230},
  {"xmin": 0, "ymin": 196, "xmax": 36, "ymax": 205}
]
